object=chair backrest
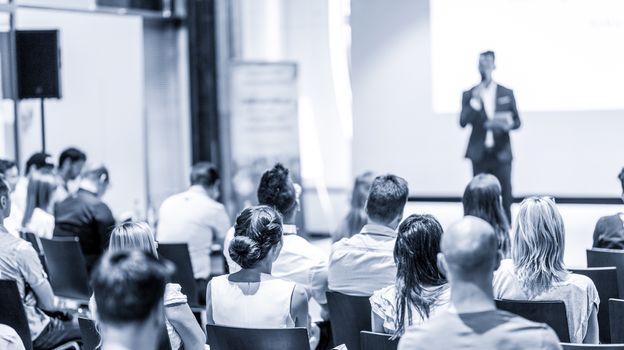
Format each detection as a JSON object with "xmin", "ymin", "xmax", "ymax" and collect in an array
[
  {"xmin": 570, "ymin": 267, "xmax": 618, "ymax": 343},
  {"xmin": 0, "ymin": 280, "xmax": 33, "ymax": 350},
  {"xmin": 360, "ymin": 331, "xmax": 399, "ymax": 350},
  {"xmin": 79, "ymin": 317, "xmax": 172, "ymax": 350},
  {"xmin": 561, "ymin": 344, "xmax": 624, "ymax": 350},
  {"xmin": 206, "ymin": 324, "xmax": 309, "ymax": 350},
  {"xmin": 39, "ymin": 237, "xmax": 91, "ymax": 301},
  {"xmin": 326, "ymin": 291, "xmax": 372, "ymax": 350},
  {"xmin": 157, "ymin": 243, "xmax": 199, "ymax": 307},
  {"xmin": 495, "ymin": 299, "xmax": 570, "ymax": 342},
  {"xmin": 609, "ymin": 298, "xmax": 624, "ymax": 343},
  {"xmin": 587, "ymin": 248, "xmax": 624, "ymax": 299},
  {"xmin": 21, "ymin": 231, "xmax": 49, "ymax": 274}
]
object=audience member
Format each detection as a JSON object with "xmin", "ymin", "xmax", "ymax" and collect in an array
[
  {"xmin": 207, "ymin": 206, "xmax": 310, "ymax": 344},
  {"xmin": 223, "ymin": 163, "xmax": 329, "ymax": 319},
  {"xmin": 21, "ymin": 172, "xmax": 58, "ymax": 239},
  {"xmin": 158, "ymin": 162, "xmax": 230, "ymax": 304},
  {"xmin": 0, "ymin": 178, "xmax": 82, "ymax": 349},
  {"xmin": 370, "ymin": 214, "xmax": 450, "ymax": 338},
  {"xmin": 53, "ymin": 165, "xmax": 115, "ymax": 274},
  {"xmin": 0, "ymin": 159, "xmax": 22, "ymax": 236},
  {"xmin": 92, "ymin": 221, "xmax": 206, "ymax": 350},
  {"xmin": 328, "ymin": 174, "xmax": 408, "ymax": 296},
  {"xmin": 13, "ymin": 152, "xmax": 55, "ymax": 213},
  {"xmin": 55, "ymin": 147, "xmax": 87, "ymax": 202},
  {"xmin": 91, "ymin": 249, "xmax": 171, "ymax": 350},
  {"xmin": 398, "ymin": 216, "xmax": 561, "ymax": 350},
  {"xmin": 463, "ymin": 173, "xmax": 511, "ymax": 257},
  {"xmin": 332, "ymin": 171, "xmax": 375, "ymax": 243},
  {"xmin": 593, "ymin": 167, "xmax": 624, "ymax": 248},
  {"xmin": 493, "ymin": 197, "xmax": 599, "ymax": 343}
]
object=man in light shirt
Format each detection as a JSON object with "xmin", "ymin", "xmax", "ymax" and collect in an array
[
  {"xmin": 460, "ymin": 51, "xmax": 521, "ymax": 223},
  {"xmin": 328, "ymin": 174, "xmax": 408, "ymax": 296},
  {"xmin": 0, "ymin": 159, "xmax": 21, "ymax": 236},
  {"xmin": 158, "ymin": 162, "xmax": 230, "ymax": 304}
]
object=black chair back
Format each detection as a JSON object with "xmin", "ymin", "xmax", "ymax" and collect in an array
[
  {"xmin": 157, "ymin": 243, "xmax": 200, "ymax": 307},
  {"xmin": 206, "ymin": 324, "xmax": 309, "ymax": 350},
  {"xmin": 561, "ymin": 344, "xmax": 624, "ymax": 349},
  {"xmin": 79, "ymin": 317, "xmax": 171, "ymax": 350},
  {"xmin": 39, "ymin": 237, "xmax": 91, "ymax": 301},
  {"xmin": 0, "ymin": 280, "xmax": 33, "ymax": 350},
  {"xmin": 570, "ymin": 267, "xmax": 618, "ymax": 343},
  {"xmin": 360, "ymin": 331, "xmax": 399, "ymax": 350},
  {"xmin": 609, "ymin": 298, "xmax": 624, "ymax": 343},
  {"xmin": 587, "ymin": 248, "xmax": 624, "ymax": 298},
  {"xmin": 495, "ymin": 299, "xmax": 570, "ymax": 342},
  {"xmin": 20, "ymin": 231, "xmax": 48, "ymax": 273},
  {"xmin": 326, "ymin": 291, "xmax": 372, "ymax": 350}
]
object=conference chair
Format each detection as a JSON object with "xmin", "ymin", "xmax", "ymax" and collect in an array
[
  {"xmin": 206, "ymin": 324, "xmax": 309, "ymax": 350},
  {"xmin": 587, "ymin": 248, "xmax": 624, "ymax": 298},
  {"xmin": 360, "ymin": 331, "xmax": 399, "ymax": 350},
  {"xmin": 609, "ymin": 298, "xmax": 624, "ymax": 343},
  {"xmin": 570, "ymin": 267, "xmax": 618, "ymax": 343},
  {"xmin": 561, "ymin": 344, "xmax": 624, "ymax": 350},
  {"xmin": 495, "ymin": 299, "xmax": 570, "ymax": 342},
  {"xmin": 39, "ymin": 237, "xmax": 91, "ymax": 302},
  {"xmin": 156, "ymin": 243, "xmax": 201, "ymax": 310},
  {"xmin": 0, "ymin": 280, "xmax": 80, "ymax": 350},
  {"xmin": 326, "ymin": 291, "xmax": 372, "ymax": 350},
  {"xmin": 79, "ymin": 317, "xmax": 172, "ymax": 350}
]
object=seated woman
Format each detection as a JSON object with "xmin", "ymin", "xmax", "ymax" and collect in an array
[
  {"xmin": 21, "ymin": 172, "xmax": 58, "ymax": 239},
  {"xmin": 91, "ymin": 222, "xmax": 206, "ymax": 350},
  {"xmin": 206, "ymin": 206, "xmax": 310, "ymax": 344},
  {"xmin": 493, "ymin": 197, "xmax": 599, "ymax": 343},
  {"xmin": 369, "ymin": 214, "xmax": 450, "ymax": 338},
  {"xmin": 593, "ymin": 167, "xmax": 624, "ymax": 249},
  {"xmin": 332, "ymin": 171, "xmax": 375, "ymax": 242},
  {"xmin": 462, "ymin": 174, "xmax": 511, "ymax": 257}
]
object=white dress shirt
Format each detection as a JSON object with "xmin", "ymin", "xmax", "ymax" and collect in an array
[
  {"xmin": 470, "ymin": 82, "xmax": 498, "ymax": 148},
  {"xmin": 327, "ymin": 223, "xmax": 398, "ymax": 296},
  {"xmin": 223, "ymin": 224, "xmax": 329, "ymax": 304},
  {"xmin": 157, "ymin": 186, "xmax": 231, "ymax": 279}
]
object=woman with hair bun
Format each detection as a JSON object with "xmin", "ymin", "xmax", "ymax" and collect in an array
[{"xmin": 206, "ymin": 206, "xmax": 311, "ymax": 345}]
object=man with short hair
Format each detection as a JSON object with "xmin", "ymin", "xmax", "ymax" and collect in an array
[
  {"xmin": 0, "ymin": 178, "xmax": 82, "ymax": 349},
  {"xmin": 55, "ymin": 147, "xmax": 87, "ymax": 202},
  {"xmin": 0, "ymin": 159, "xmax": 22, "ymax": 236},
  {"xmin": 398, "ymin": 216, "xmax": 561, "ymax": 349},
  {"xmin": 53, "ymin": 165, "xmax": 115, "ymax": 274},
  {"xmin": 328, "ymin": 174, "xmax": 409, "ymax": 296},
  {"xmin": 91, "ymin": 250, "xmax": 171, "ymax": 350},
  {"xmin": 158, "ymin": 162, "xmax": 230, "ymax": 304}
]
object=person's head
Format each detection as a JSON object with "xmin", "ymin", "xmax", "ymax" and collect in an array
[
  {"xmin": 91, "ymin": 250, "xmax": 169, "ymax": 349},
  {"xmin": 0, "ymin": 178, "xmax": 10, "ymax": 220},
  {"xmin": 22, "ymin": 172, "xmax": 58, "ymax": 227},
  {"xmin": 478, "ymin": 50, "xmax": 496, "ymax": 81},
  {"xmin": 257, "ymin": 163, "xmax": 300, "ymax": 223},
  {"xmin": 58, "ymin": 147, "xmax": 87, "ymax": 181},
  {"xmin": 618, "ymin": 167, "xmax": 624, "ymax": 202},
  {"xmin": 229, "ymin": 205, "xmax": 283, "ymax": 270},
  {"xmin": 438, "ymin": 216, "xmax": 500, "ymax": 286},
  {"xmin": 0, "ymin": 159, "xmax": 18, "ymax": 192},
  {"xmin": 109, "ymin": 222, "xmax": 158, "ymax": 258},
  {"xmin": 512, "ymin": 197, "xmax": 567, "ymax": 298},
  {"xmin": 365, "ymin": 174, "xmax": 409, "ymax": 229},
  {"xmin": 393, "ymin": 214, "xmax": 447, "ymax": 337},
  {"xmin": 82, "ymin": 165, "xmax": 110, "ymax": 197},
  {"xmin": 351, "ymin": 172, "xmax": 376, "ymax": 209},
  {"xmin": 25, "ymin": 152, "xmax": 54, "ymax": 176},
  {"xmin": 190, "ymin": 162, "xmax": 220, "ymax": 199},
  {"xmin": 462, "ymin": 174, "xmax": 510, "ymax": 256}
]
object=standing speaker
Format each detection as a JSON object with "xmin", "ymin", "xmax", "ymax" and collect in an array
[{"xmin": 16, "ymin": 30, "xmax": 62, "ymax": 99}]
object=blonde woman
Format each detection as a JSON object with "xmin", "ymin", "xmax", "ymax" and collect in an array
[
  {"xmin": 90, "ymin": 222, "xmax": 206, "ymax": 350},
  {"xmin": 493, "ymin": 197, "xmax": 599, "ymax": 343}
]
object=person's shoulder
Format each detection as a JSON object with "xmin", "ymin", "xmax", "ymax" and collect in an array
[
  {"xmin": 398, "ymin": 313, "xmax": 450, "ymax": 349},
  {"xmin": 499, "ymin": 311, "xmax": 561, "ymax": 347},
  {"xmin": 496, "ymin": 259, "xmax": 515, "ymax": 274},
  {"xmin": 566, "ymin": 272, "xmax": 597, "ymax": 291},
  {"xmin": 496, "ymin": 84, "xmax": 515, "ymax": 95}
]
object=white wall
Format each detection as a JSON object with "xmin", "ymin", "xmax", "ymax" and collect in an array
[{"xmin": 351, "ymin": 0, "xmax": 624, "ymax": 198}]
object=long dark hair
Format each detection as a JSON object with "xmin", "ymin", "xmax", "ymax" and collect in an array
[
  {"xmin": 333, "ymin": 172, "xmax": 375, "ymax": 242},
  {"xmin": 462, "ymin": 174, "xmax": 511, "ymax": 257},
  {"xmin": 393, "ymin": 214, "xmax": 447, "ymax": 338}
]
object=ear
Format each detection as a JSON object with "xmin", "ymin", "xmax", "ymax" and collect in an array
[
  {"xmin": 0, "ymin": 195, "xmax": 6, "ymax": 209},
  {"xmin": 437, "ymin": 252, "xmax": 448, "ymax": 277}
]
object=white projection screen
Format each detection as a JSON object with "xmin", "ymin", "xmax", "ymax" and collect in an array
[{"xmin": 351, "ymin": 0, "xmax": 624, "ymax": 199}]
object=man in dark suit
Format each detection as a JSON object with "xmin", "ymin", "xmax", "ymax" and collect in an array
[{"xmin": 460, "ymin": 51, "xmax": 521, "ymax": 222}]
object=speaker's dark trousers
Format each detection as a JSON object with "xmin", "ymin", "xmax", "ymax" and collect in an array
[{"xmin": 472, "ymin": 148, "xmax": 513, "ymax": 223}]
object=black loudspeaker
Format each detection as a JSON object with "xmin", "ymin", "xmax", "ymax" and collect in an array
[{"xmin": 16, "ymin": 30, "xmax": 62, "ymax": 99}]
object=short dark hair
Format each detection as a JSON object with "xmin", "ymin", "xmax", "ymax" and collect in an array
[
  {"xmin": 91, "ymin": 250, "xmax": 170, "ymax": 325},
  {"xmin": 190, "ymin": 162, "xmax": 220, "ymax": 187},
  {"xmin": 58, "ymin": 147, "xmax": 86, "ymax": 168},
  {"xmin": 366, "ymin": 174, "xmax": 409, "ymax": 224},
  {"xmin": 480, "ymin": 50, "xmax": 495, "ymax": 61},
  {"xmin": 619, "ymin": 167, "xmax": 624, "ymax": 192},
  {"xmin": 229, "ymin": 206, "xmax": 283, "ymax": 269},
  {"xmin": 0, "ymin": 159, "xmax": 16, "ymax": 175},
  {"xmin": 257, "ymin": 163, "xmax": 297, "ymax": 218},
  {"xmin": 25, "ymin": 153, "xmax": 54, "ymax": 174}
]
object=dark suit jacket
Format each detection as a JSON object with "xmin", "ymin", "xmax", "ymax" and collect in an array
[
  {"xmin": 53, "ymin": 189, "xmax": 115, "ymax": 274},
  {"xmin": 460, "ymin": 84, "xmax": 521, "ymax": 163}
]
